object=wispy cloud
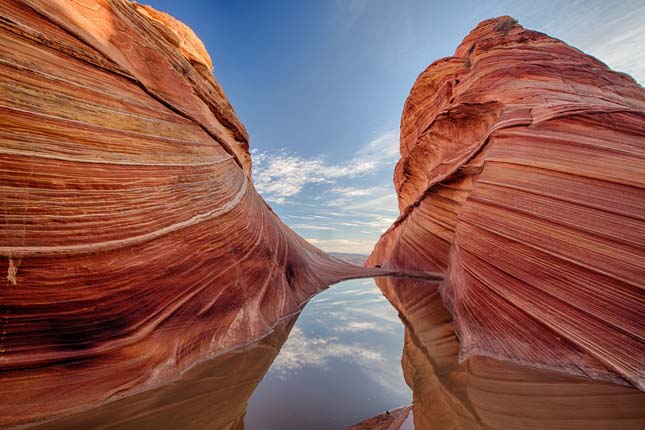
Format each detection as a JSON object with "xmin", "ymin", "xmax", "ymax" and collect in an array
[
  {"xmin": 251, "ymin": 129, "xmax": 401, "ymax": 253},
  {"xmin": 329, "ymin": 186, "xmax": 380, "ymax": 198},
  {"xmin": 290, "ymin": 224, "xmax": 337, "ymax": 231},
  {"xmin": 252, "ymin": 130, "xmax": 399, "ymax": 204},
  {"xmin": 495, "ymin": 0, "xmax": 645, "ymax": 85},
  {"xmin": 304, "ymin": 238, "xmax": 378, "ymax": 254},
  {"xmin": 568, "ymin": 10, "xmax": 645, "ymax": 85},
  {"xmin": 355, "ymin": 129, "xmax": 400, "ymax": 163},
  {"xmin": 337, "ymin": 213, "xmax": 395, "ymax": 230},
  {"xmin": 327, "ymin": 185, "xmax": 398, "ymax": 213}
]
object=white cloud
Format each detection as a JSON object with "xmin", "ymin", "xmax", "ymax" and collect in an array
[
  {"xmin": 355, "ymin": 129, "xmax": 400, "ymax": 163},
  {"xmin": 577, "ymin": 23, "xmax": 645, "ymax": 85},
  {"xmin": 291, "ymin": 224, "xmax": 336, "ymax": 231},
  {"xmin": 251, "ymin": 129, "xmax": 399, "ymax": 204},
  {"xmin": 251, "ymin": 130, "xmax": 401, "ymax": 254},
  {"xmin": 285, "ymin": 214, "xmax": 331, "ymax": 220},
  {"xmin": 304, "ymin": 238, "xmax": 377, "ymax": 254},
  {"xmin": 327, "ymin": 186, "xmax": 398, "ymax": 213},
  {"xmin": 329, "ymin": 186, "xmax": 379, "ymax": 198}
]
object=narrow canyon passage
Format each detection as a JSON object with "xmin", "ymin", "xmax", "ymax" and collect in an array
[{"xmin": 1, "ymin": 2, "xmax": 643, "ymax": 429}]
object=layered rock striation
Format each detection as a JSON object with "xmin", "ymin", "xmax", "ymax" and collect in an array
[
  {"xmin": 0, "ymin": 1, "xmax": 389, "ymax": 427},
  {"xmin": 368, "ymin": 16, "xmax": 645, "ymax": 391},
  {"xmin": 29, "ymin": 315, "xmax": 300, "ymax": 430},
  {"xmin": 375, "ymin": 276, "xmax": 645, "ymax": 429}
]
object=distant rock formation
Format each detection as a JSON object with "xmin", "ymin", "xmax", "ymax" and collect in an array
[
  {"xmin": 368, "ymin": 15, "xmax": 645, "ymax": 393},
  {"xmin": 0, "ymin": 1, "xmax": 385, "ymax": 427}
]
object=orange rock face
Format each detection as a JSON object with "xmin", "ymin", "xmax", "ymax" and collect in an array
[
  {"xmin": 29, "ymin": 315, "xmax": 299, "ymax": 430},
  {"xmin": 368, "ymin": 16, "xmax": 645, "ymax": 391},
  {"xmin": 0, "ymin": 1, "xmax": 384, "ymax": 427},
  {"xmin": 374, "ymin": 276, "xmax": 645, "ymax": 430}
]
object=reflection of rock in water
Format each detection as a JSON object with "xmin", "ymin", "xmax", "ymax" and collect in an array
[
  {"xmin": 375, "ymin": 276, "xmax": 645, "ymax": 430},
  {"xmin": 32, "ymin": 315, "xmax": 299, "ymax": 430}
]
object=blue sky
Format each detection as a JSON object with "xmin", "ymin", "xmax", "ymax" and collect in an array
[{"xmin": 148, "ymin": 0, "xmax": 644, "ymax": 253}]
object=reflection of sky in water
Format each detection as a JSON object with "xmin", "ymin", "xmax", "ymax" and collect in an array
[{"xmin": 245, "ymin": 279, "xmax": 410, "ymax": 430}]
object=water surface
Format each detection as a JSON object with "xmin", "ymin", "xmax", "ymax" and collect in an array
[{"xmin": 245, "ymin": 278, "xmax": 410, "ymax": 429}]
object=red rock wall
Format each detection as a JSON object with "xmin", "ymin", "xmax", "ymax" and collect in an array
[
  {"xmin": 368, "ymin": 16, "xmax": 645, "ymax": 391},
  {"xmin": 375, "ymin": 276, "xmax": 645, "ymax": 429},
  {"xmin": 0, "ymin": 1, "xmax": 382, "ymax": 427},
  {"xmin": 29, "ymin": 315, "xmax": 299, "ymax": 430}
]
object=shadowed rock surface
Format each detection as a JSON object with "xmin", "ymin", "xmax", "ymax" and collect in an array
[
  {"xmin": 29, "ymin": 315, "xmax": 298, "ymax": 430},
  {"xmin": 0, "ymin": 1, "xmax": 394, "ymax": 427},
  {"xmin": 368, "ymin": 16, "xmax": 645, "ymax": 393}
]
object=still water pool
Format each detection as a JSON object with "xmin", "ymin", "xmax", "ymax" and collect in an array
[{"xmin": 245, "ymin": 278, "xmax": 410, "ymax": 429}]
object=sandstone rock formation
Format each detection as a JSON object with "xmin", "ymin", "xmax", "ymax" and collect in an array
[
  {"xmin": 368, "ymin": 15, "xmax": 645, "ymax": 393},
  {"xmin": 0, "ymin": 1, "xmax": 393, "ymax": 427},
  {"xmin": 29, "ymin": 315, "xmax": 299, "ymax": 430},
  {"xmin": 374, "ymin": 276, "xmax": 645, "ymax": 430}
]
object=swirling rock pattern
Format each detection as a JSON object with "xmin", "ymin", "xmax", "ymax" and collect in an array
[
  {"xmin": 0, "ymin": 1, "xmax": 385, "ymax": 427},
  {"xmin": 29, "ymin": 315, "xmax": 299, "ymax": 430},
  {"xmin": 368, "ymin": 16, "xmax": 645, "ymax": 391}
]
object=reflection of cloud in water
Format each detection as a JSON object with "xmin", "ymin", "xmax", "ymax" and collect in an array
[
  {"xmin": 248, "ymin": 279, "xmax": 411, "ymax": 422},
  {"xmin": 350, "ymin": 290, "xmax": 378, "ymax": 296},
  {"xmin": 326, "ymin": 300, "xmax": 351, "ymax": 306},
  {"xmin": 335, "ymin": 288, "xmax": 365, "ymax": 294},
  {"xmin": 269, "ymin": 326, "xmax": 407, "ymax": 396},
  {"xmin": 333, "ymin": 321, "xmax": 389, "ymax": 333},
  {"xmin": 270, "ymin": 327, "xmax": 384, "ymax": 379},
  {"xmin": 325, "ymin": 307, "xmax": 401, "ymax": 325}
]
